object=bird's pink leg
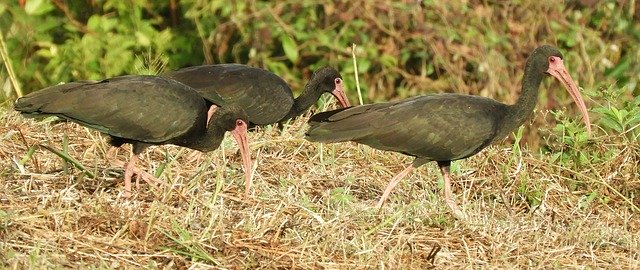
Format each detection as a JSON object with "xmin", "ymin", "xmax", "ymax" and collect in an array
[
  {"xmin": 109, "ymin": 158, "xmax": 158, "ymax": 182},
  {"xmin": 123, "ymin": 154, "xmax": 140, "ymax": 198},
  {"xmin": 107, "ymin": 146, "xmax": 118, "ymax": 159},
  {"xmin": 375, "ymin": 165, "xmax": 414, "ymax": 208},
  {"xmin": 111, "ymin": 155, "xmax": 163, "ymax": 198},
  {"xmin": 105, "ymin": 146, "xmax": 163, "ymax": 197},
  {"xmin": 113, "ymin": 159, "xmax": 161, "ymax": 186},
  {"xmin": 206, "ymin": 105, "xmax": 219, "ymax": 128},
  {"xmin": 439, "ymin": 162, "xmax": 464, "ymax": 218},
  {"xmin": 186, "ymin": 150, "xmax": 204, "ymax": 164},
  {"xmin": 187, "ymin": 104, "xmax": 215, "ymax": 162}
]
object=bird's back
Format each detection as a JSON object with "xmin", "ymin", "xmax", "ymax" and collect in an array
[
  {"xmin": 15, "ymin": 75, "xmax": 207, "ymax": 144},
  {"xmin": 166, "ymin": 64, "xmax": 294, "ymax": 125},
  {"xmin": 306, "ymin": 94, "xmax": 508, "ymax": 161}
]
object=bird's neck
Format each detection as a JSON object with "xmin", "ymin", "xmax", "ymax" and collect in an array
[
  {"xmin": 499, "ymin": 66, "xmax": 543, "ymax": 139},
  {"xmin": 286, "ymin": 80, "xmax": 324, "ymax": 120},
  {"xmin": 190, "ymin": 118, "xmax": 227, "ymax": 152}
]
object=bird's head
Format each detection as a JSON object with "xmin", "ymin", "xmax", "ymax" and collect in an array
[
  {"xmin": 209, "ymin": 104, "xmax": 252, "ymax": 189},
  {"xmin": 310, "ymin": 66, "xmax": 351, "ymax": 107},
  {"xmin": 214, "ymin": 105, "xmax": 249, "ymax": 133},
  {"xmin": 527, "ymin": 45, "xmax": 564, "ymax": 76},
  {"xmin": 529, "ymin": 45, "xmax": 591, "ymax": 136}
]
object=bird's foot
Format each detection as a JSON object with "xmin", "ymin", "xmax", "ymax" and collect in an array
[
  {"xmin": 374, "ymin": 197, "xmax": 388, "ymax": 209},
  {"xmin": 129, "ymin": 167, "xmax": 162, "ymax": 188},
  {"xmin": 186, "ymin": 151, "xmax": 205, "ymax": 164},
  {"xmin": 111, "ymin": 160, "xmax": 164, "ymax": 192},
  {"xmin": 445, "ymin": 198, "xmax": 465, "ymax": 220}
]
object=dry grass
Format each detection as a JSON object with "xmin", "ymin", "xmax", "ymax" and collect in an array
[{"xmin": 1, "ymin": 104, "xmax": 638, "ymax": 269}]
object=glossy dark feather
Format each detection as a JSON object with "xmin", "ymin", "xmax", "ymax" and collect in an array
[
  {"xmin": 166, "ymin": 64, "xmax": 293, "ymax": 125},
  {"xmin": 14, "ymin": 75, "xmax": 253, "ymax": 197},
  {"xmin": 166, "ymin": 64, "xmax": 350, "ymax": 126},
  {"xmin": 307, "ymin": 94, "xmax": 506, "ymax": 162},
  {"xmin": 15, "ymin": 75, "xmax": 208, "ymax": 148},
  {"xmin": 304, "ymin": 45, "xmax": 591, "ymax": 214}
]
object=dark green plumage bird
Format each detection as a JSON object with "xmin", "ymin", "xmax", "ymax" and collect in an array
[
  {"xmin": 306, "ymin": 45, "xmax": 591, "ymax": 215},
  {"xmin": 165, "ymin": 64, "xmax": 351, "ymax": 126},
  {"xmin": 14, "ymin": 75, "xmax": 253, "ymax": 197}
]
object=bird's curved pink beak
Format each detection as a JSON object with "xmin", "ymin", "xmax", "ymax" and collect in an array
[
  {"xmin": 547, "ymin": 57, "xmax": 591, "ymax": 136},
  {"xmin": 331, "ymin": 79, "xmax": 351, "ymax": 107},
  {"xmin": 231, "ymin": 121, "xmax": 253, "ymax": 196}
]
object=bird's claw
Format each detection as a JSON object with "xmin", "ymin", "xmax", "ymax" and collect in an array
[
  {"xmin": 445, "ymin": 199, "xmax": 465, "ymax": 220},
  {"xmin": 186, "ymin": 151, "xmax": 204, "ymax": 164},
  {"xmin": 110, "ymin": 159, "xmax": 164, "ymax": 198}
]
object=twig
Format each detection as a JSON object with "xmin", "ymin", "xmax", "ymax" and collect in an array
[
  {"xmin": 351, "ymin": 44, "xmax": 364, "ymax": 105},
  {"xmin": 193, "ymin": 16, "xmax": 213, "ymax": 64},
  {"xmin": 51, "ymin": 0, "xmax": 90, "ymax": 33},
  {"xmin": 169, "ymin": 0, "xmax": 179, "ymax": 27},
  {"xmin": 425, "ymin": 245, "xmax": 441, "ymax": 265},
  {"xmin": 0, "ymin": 30, "xmax": 22, "ymax": 97},
  {"xmin": 16, "ymin": 127, "xmax": 40, "ymax": 171},
  {"xmin": 545, "ymin": 161, "xmax": 640, "ymax": 213}
]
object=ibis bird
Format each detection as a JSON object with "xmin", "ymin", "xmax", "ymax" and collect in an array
[
  {"xmin": 14, "ymin": 75, "xmax": 253, "ymax": 197},
  {"xmin": 165, "ymin": 64, "xmax": 351, "ymax": 126},
  {"xmin": 305, "ymin": 45, "xmax": 591, "ymax": 215}
]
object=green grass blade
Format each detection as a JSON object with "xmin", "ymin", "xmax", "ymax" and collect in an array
[
  {"xmin": 156, "ymin": 220, "xmax": 219, "ymax": 264},
  {"xmin": 39, "ymin": 144, "xmax": 95, "ymax": 178},
  {"xmin": 19, "ymin": 145, "xmax": 38, "ymax": 165},
  {"xmin": 62, "ymin": 133, "xmax": 69, "ymax": 174}
]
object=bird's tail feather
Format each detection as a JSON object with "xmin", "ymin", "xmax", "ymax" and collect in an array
[
  {"xmin": 14, "ymin": 81, "xmax": 98, "ymax": 115},
  {"xmin": 305, "ymin": 107, "xmax": 374, "ymax": 143}
]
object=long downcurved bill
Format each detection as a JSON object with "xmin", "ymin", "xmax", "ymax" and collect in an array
[
  {"xmin": 547, "ymin": 57, "xmax": 591, "ymax": 136},
  {"xmin": 231, "ymin": 122, "xmax": 253, "ymax": 196},
  {"xmin": 331, "ymin": 83, "xmax": 351, "ymax": 107}
]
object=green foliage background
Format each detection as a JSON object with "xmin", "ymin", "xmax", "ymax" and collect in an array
[
  {"xmin": 0, "ymin": 2, "xmax": 638, "ymax": 267},
  {"xmin": 1, "ymin": 0, "xmax": 639, "ymax": 142}
]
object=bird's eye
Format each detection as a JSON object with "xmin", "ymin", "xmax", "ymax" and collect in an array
[
  {"xmin": 335, "ymin": 78, "xmax": 342, "ymax": 84},
  {"xmin": 236, "ymin": 119, "xmax": 245, "ymax": 126},
  {"xmin": 549, "ymin": 56, "xmax": 556, "ymax": 63}
]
